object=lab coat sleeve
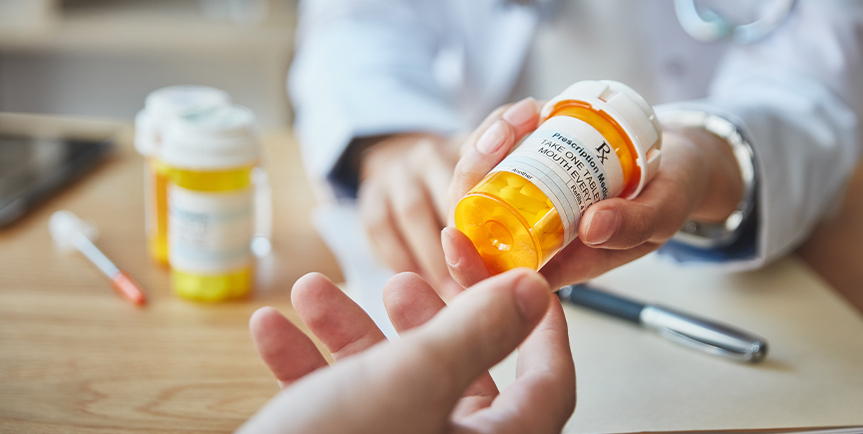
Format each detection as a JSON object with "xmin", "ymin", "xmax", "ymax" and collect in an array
[
  {"xmin": 289, "ymin": 0, "xmax": 467, "ymax": 199},
  {"xmin": 658, "ymin": 0, "xmax": 863, "ymax": 270}
]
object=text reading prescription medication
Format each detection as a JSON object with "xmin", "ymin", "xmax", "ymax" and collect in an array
[
  {"xmin": 135, "ymin": 85, "xmax": 231, "ymax": 265},
  {"xmin": 160, "ymin": 104, "xmax": 259, "ymax": 302},
  {"xmin": 455, "ymin": 80, "xmax": 662, "ymax": 274}
]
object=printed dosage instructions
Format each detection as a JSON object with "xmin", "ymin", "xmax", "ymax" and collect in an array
[
  {"xmin": 168, "ymin": 185, "xmax": 254, "ymax": 273},
  {"xmin": 492, "ymin": 116, "xmax": 623, "ymax": 245}
]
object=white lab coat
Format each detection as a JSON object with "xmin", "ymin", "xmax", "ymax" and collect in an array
[{"xmin": 289, "ymin": 0, "xmax": 863, "ymax": 270}]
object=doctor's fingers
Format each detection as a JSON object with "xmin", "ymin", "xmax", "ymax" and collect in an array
[
  {"xmin": 388, "ymin": 165, "xmax": 463, "ymax": 301},
  {"xmin": 448, "ymin": 120, "xmax": 514, "ymax": 224},
  {"xmin": 441, "ymin": 226, "xmax": 493, "ymax": 289},
  {"xmin": 409, "ymin": 138, "xmax": 457, "ymax": 225},
  {"xmin": 461, "ymin": 97, "xmax": 541, "ymax": 156},
  {"xmin": 540, "ymin": 239, "xmax": 662, "ymax": 289},
  {"xmin": 359, "ymin": 176, "xmax": 422, "ymax": 274},
  {"xmin": 448, "ymin": 98, "xmax": 541, "ymax": 224},
  {"xmin": 577, "ymin": 144, "xmax": 706, "ymax": 250},
  {"xmin": 441, "ymin": 223, "xmax": 659, "ymax": 290}
]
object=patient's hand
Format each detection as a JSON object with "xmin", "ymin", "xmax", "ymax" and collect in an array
[
  {"xmin": 239, "ymin": 269, "xmax": 575, "ymax": 434},
  {"xmin": 445, "ymin": 101, "xmax": 743, "ymax": 289}
]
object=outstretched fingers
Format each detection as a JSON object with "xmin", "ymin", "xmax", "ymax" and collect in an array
[
  {"xmin": 291, "ymin": 273, "xmax": 387, "ymax": 361},
  {"xmin": 249, "ymin": 307, "xmax": 328, "ymax": 388},
  {"xmin": 463, "ymin": 299, "xmax": 575, "ymax": 434},
  {"xmin": 382, "ymin": 272, "xmax": 501, "ymax": 416},
  {"xmin": 393, "ymin": 269, "xmax": 551, "ymax": 409},
  {"xmin": 382, "ymin": 272, "xmax": 448, "ymax": 331},
  {"xmin": 244, "ymin": 269, "xmax": 554, "ymax": 434}
]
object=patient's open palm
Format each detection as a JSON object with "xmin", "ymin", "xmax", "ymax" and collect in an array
[{"xmin": 239, "ymin": 268, "xmax": 575, "ymax": 434}]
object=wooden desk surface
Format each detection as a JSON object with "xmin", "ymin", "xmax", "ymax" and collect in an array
[{"xmin": 0, "ymin": 115, "xmax": 342, "ymax": 433}]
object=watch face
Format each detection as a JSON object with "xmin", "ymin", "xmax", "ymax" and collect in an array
[{"xmin": 676, "ymin": 220, "xmax": 736, "ymax": 250}]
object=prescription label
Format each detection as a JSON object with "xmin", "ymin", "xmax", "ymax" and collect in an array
[
  {"xmin": 168, "ymin": 185, "xmax": 253, "ymax": 274},
  {"xmin": 490, "ymin": 115, "xmax": 624, "ymax": 245}
]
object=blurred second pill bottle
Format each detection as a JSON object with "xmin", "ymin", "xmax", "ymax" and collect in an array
[
  {"xmin": 135, "ymin": 85, "xmax": 231, "ymax": 265},
  {"xmin": 160, "ymin": 104, "xmax": 260, "ymax": 301}
]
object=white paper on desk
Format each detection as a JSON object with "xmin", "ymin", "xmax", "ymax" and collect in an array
[
  {"xmin": 556, "ymin": 254, "xmax": 863, "ymax": 433},
  {"xmin": 312, "ymin": 204, "xmax": 398, "ymax": 339}
]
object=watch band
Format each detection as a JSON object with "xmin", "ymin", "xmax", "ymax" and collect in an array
[{"xmin": 658, "ymin": 109, "xmax": 758, "ymax": 249}]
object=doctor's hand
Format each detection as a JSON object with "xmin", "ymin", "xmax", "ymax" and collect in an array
[
  {"xmin": 239, "ymin": 269, "xmax": 575, "ymax": 434},
  {"xmin": 444, "ymin": 98, "xmax": 744, "ymax": 289},
  {"xmin": 358, "ymin": 133, "xmax": 463, "ymax": 300}
]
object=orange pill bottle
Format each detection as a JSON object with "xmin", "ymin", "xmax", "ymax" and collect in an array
[{"xmin": 454, "ymin": 80, "xmax": 663, "ymax": 274}]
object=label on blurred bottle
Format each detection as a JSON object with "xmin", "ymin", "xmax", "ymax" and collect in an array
[
  {"xmin": 168, "ymin": 185, "xmax": 253, "ymax": 274},
  {"xmin": 490, "ymin": 115, "xmax": 624, "ymax": 245}
]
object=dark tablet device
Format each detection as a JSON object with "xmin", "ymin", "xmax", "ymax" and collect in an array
[{"xmin": 0, "ymin": 133, "xmax": 114, "ymax": 227}]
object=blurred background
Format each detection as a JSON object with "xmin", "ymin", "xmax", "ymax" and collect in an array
[{"xmin": 0, "ymin": 0, "xmax": 296, "ymax": 126}]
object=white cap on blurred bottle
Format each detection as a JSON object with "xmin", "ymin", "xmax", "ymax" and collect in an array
[
  {"xmin": 160, "ymin": 104, "xmax": 260, "ymax": 170},
  {"xmin": 135, "ymin": 85, "xmax": 231, "ymax": 157}
]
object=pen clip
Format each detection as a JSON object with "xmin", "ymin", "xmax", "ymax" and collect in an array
[
  {"xmin": 654, "ymin": 326, "xmax": 763, "ymax": 362},
  {"xmin": 640, "ymin": 305, "xmax": 768, "ymax": 363}
]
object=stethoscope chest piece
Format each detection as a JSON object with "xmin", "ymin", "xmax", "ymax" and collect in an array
[{"xmin": 674, "ymin": 0, "xmax": 797, "ymax": 44}]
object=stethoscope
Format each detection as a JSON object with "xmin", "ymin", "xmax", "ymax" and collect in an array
[
  {"xmin": 509, "ymin": 0, "xmax": 798, "ymax": 44},
  {"xmin": 674, "ymin": 0, "xmax": 797, "ymax": 44}
]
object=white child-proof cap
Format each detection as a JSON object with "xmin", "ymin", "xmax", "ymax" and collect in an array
[
  {"xmin": 160, "ymin": 104, "xmax": 260, "ymax": 170},
  {"xmin": 540, "ymin": 80, "xmax": 663, "ymax": 199},
  {"xmin": 134, "ymin": 85, "xmax": 232, "ymax": 157}
]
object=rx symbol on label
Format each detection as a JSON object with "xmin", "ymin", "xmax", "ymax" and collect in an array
[{"xmin": 595, "ymin": 142, "xmax": 612, "ymax": 164}]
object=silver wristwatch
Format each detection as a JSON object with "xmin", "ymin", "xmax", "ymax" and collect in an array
[{"xmin": 657, "ymin": 109, "xmax": 758, "ymax": 249}]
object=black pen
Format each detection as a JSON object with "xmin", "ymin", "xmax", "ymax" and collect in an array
[{"xmin": 558, "ymin": 283, "xmax": 769, "ymax": 363}]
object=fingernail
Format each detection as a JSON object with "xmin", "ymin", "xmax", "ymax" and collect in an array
[
  {"xmin": 476, "ymin": 120, "xmax": 508, "ymax": 155},
  {"xmin": 584, "ymin": 210, "xmax": 620, "ymax": 245},
  {"xmin": 514, "ymin": 271, "xmax": 550, "ymax": 322},
  {"xmin": 502, "ymin": 97, "xmax": 537, "ymax": 127},
  {"xmin": 441, "ymin": 228, "xmax": 461, "ymax": 266}
]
